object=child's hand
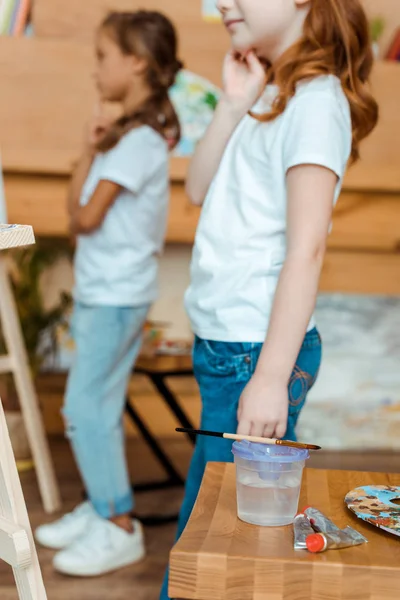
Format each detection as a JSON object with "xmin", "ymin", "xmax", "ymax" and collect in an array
[
  {"xmin": 237, "ymin": 373, "xmax": 288, "ymax": 440},
  {"xmin": 84, "ymin": 102, "xmax": 113, "ymax": 153},
  {"xmin": 222, "ymin": 50, "xmax": 266, "ymax": 117}
]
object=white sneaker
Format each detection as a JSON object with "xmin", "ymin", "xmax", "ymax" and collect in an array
[
  {"xmin": 53, "ymin": 517, "xmax": 145, "ymax": 577},
  {"xmin": 35, "ymin": 502, "xmax": 96, "ymax": 550}
]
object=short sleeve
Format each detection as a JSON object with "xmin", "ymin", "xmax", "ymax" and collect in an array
[
  {"xmin": 100, "ymin": 127, "xmax": 167, "ymax": 194},
  {"xmin": 282, "ymin": 92, "xmax": 352, "ymax": 179}
]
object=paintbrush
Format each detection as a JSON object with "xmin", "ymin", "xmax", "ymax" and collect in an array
[{"xmin": 176, "ymin": 427, "xmax": 321, "ymax": 450}]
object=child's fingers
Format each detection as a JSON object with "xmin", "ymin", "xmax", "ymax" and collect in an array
[
  {"xmin": 224, "ymin": 50, "xmax": 238, "ymax": 67},
  {"xmin": 226, "ymin": 48, "xmax": 245, "ymax": 63},
  {"xmin": 245, "ymin": 50, "xmax": 257, "ymax": 63},
  {"xmin": 262, "ymin": 421, "xmax": 277, "ymax": 439},
  {"xmin": 237, "ymin": 418, "xmax": 252, "ymax": 436},
  {"xmin": 250, "ymin": 422, "xmax": 265, "ymax": 438},
  {"xmin": 93, "ymin": 99, "xmax": 104, "ymax": 119},
  {"xmin": 98, "ymin": 115, "xmax": 112, "ymax": 128},
  {"xmin": 246, "ymin": 51, "xmax": 265, "ymax": 76},
  {"xmin": 274, "ymin": 420, "xmax": 287, "ymax": 440}
]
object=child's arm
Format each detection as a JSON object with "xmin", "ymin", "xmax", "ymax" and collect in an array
[
  {"xmin": 186, "ymin": 101, "xmax": 244, "ymax": 206},
  {"xmin": 67, "ymin": 150, "xmax": 94, "ymax": 228},
  {"xmin": 68, "ymin": 103, "xmax": 115, "ymax": 234},
  {"xmin": 186, "ymin": 51, "xmax": 266, "ymax": 206},
  {"xmin": 237, "ymin": 164, "xmax": 337, "ymax": 439},
  {"xmin": 69, "ymin": 177, "xmax": 122, "ymax": 235}
]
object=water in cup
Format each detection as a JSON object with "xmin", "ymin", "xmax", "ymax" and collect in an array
[
  {"xmin": 232, "ymin": 440, "xmax": 309, "ymax": 527},
  {"xmin": 236, "ymin": 471, "xmax": 303, "ymax": 526}
]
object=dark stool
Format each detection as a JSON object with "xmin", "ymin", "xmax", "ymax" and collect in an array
[{"xmin": 125, "ymin": 353, "xmax": 196, "ymax": 525}]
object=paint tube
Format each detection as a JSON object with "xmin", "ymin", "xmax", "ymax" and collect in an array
[
  {"xmin": 303, "ymin": 506, "xmax": 342, "ymax": 534},
  {"xmin": 293, "ymin": 513, "xmax": 315, "ymax": 550},
  {"xmin": 306, "ymin": 527, "xmax": 368, "ymax": 553}
]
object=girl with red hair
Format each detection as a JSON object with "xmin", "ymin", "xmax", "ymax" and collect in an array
[{"xmin": 161, "ymin": 2, "xmax": 378, "ymax": 596}]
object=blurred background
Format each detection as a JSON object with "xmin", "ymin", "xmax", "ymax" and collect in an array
[{"xmin": 0, "ymin": 1, "xmax": 399, "ymax": 598}]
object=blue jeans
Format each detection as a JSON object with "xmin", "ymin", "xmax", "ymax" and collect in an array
[
  {"xmin": 160, "ymin": 328, "xmax": 322, "ymax": 599},
  {"xmin": 63, "ymin": 302, "xmax": 149, "ymax": 518}
]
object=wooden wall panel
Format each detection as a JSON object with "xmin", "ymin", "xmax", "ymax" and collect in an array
[
  {"xmin": 344, "ymin": 61, "xmax": 400, "ymax": 192},
  {"xmin": 0, "ymin": 40, "xmax": 198, "ymax": 178},
  {"xmin": 329, "ymin": 192, "xmax": 400, "ymax": 252},
  {"xmin": 4, "ymin": 173, "xmax": 399, "ymax": 250},
  {"xmin": 3, "ymin": 174, "xmax": 69, "ymax": 237},
  {"xmin": 167, "ymin": 186, "xmax": 200, "ymax": 243},
  {"xmin": 33, "ymin": 0, "xmax": 227, "ymax": 86},
  {"xmin": 0, "ymin": 38, "xmax": 95, "ymax": 175},
  {"xmin": 33, "ymin": 0, "xmax": 400, "ymax": 58},
  {"xmin": 4, "ymin": 173, "xmax": 400, "ymax": 249},
  {"xmin": 320, "ymin": 251, "xmax": 400, "ymax": 295},
  {"xmin": 4, "ymin": 173, "xmax": 400, "ymax": 296},
  {"xmin": 3, "ymin": 174, "xmax": 200, "ymax": 243},
  {"xmin": 0, "ymin": 35, "xmax": 399, "ymax": 193},
  {"xmin": 2, "ymin": 0, "xmax": 400, "ymax": 298}
]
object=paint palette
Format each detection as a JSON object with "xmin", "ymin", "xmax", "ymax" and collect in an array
[{"xmin": 345, "ymin": 485, "xmax": 400, "ymax": 538}]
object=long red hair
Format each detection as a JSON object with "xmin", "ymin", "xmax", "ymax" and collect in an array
[{"xmin": 253, "ymin": 0, "xmax": 378, "ymax": 163}]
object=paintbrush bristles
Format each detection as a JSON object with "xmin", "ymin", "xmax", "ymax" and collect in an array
[{"xmin": 275, "ymin": 439, "xmax": 321, "ymax": 451}]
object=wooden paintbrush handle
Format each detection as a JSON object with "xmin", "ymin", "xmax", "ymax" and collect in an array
[
  {"xmin": 223, "ymin": 433, "xmax": 320, "ymax": 450},
  {"xmin": 223, "ymin": 433, "xmax": 276, "ymax": 445}
]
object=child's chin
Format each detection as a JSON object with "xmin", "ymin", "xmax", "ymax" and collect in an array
[
  {"xmin": 99, "ymin": 91, "xmax": 117, "ymax": 103},
  {"xmin": 96, "ymin": 86, "xmax": 113, "ymax": 102},
  {"xmin": 231, "ymin": 37, "xmax": 253, "ymax": 55}
]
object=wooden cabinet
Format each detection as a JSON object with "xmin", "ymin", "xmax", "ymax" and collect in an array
[{"xmin": 0, "ymin": 1, "xmax": 399, "ymax": 294}]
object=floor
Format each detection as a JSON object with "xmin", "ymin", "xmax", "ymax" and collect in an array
[
  {"xmin": 299, "ymin": 294, "xmax": 400, "ymax": 449},
  {"xmin": 1, "ymin": 437, "xmax": 399, "ymax": 600}
]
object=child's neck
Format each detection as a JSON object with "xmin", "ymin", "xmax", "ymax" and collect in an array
[
  {"xmin": 122, "ymin": 80, "xmax": 152, "ymax": 115},
  {"xmin": 260, "ymin": 8, "xmax": 308, "ymax": 64}
]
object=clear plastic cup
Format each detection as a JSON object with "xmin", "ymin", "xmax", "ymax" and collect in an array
[{"xmin": 232, "ymin": 440, "xmax": 309, "ymax": 527}]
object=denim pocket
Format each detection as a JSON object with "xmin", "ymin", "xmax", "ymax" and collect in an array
[{"xmin": 193, "ymin": 337, "xmax": 252, "ymax": 377}]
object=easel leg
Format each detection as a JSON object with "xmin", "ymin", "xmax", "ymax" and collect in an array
[
  {"xmin": 0, "ymin": 399, "xmax": 47, "ymax": 599},
  {"xmin": 0, "ymin": 258, "xmax": 61, "ymax": 513}
]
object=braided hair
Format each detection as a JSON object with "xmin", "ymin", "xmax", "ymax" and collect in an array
[{"xmin": 97, "ymin": 11, "xmax": 183, "ymax": 152}]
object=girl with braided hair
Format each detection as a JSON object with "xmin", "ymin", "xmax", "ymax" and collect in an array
[{"xmin": 35, "ymin": 10, "xmax": 182, "ymax": 578}]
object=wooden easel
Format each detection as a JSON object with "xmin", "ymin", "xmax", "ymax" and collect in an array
[
  {"xmin": 0, "ymin": 220, "xmax": 60, "ymax": 515},
  {"xmin": 0, "ymin": 223, "xmax": 57, "ymax": 597},
  {"xmin": 0, "ymin": 256, "xmax": 61, "ymax": 514},
  {"xmin": 0, "ymin": 398, "xmax": 47, "ymax": 599}
]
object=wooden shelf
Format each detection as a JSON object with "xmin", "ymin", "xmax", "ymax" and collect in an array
[
  {"xmin": 4, "ymin": 174, "xmax": 200, "ymax": 243},
  {"xmin": 1, "ymin": 36, "xmax": 399, "ymax": 194},
  {"xmin": 320, "ymin": 250, "xmax": 400, "ymax": 296},
  {"xmin": 0, "ymin": 37, "xmax": 95, "ymax": 176},
  {"xmin": 33, "ymin": 0, "xmax": 227, "ymax": 86},
  {"xmin": 170, "ymin": 157, "xmax": 189, "ymax": 182},
  {"xmin": 4, "ymin": 171, "xmax": 399, "ymax": 252},
  {"xmin": 2, "ymin": 0, "xmax": 400, "ymax": 295},
  {"xmin": 343, "ymin": 61, "xmax": 400, "ymax": 192},
  {"xmin": 0, "ymin": 38, "xmax": 193, "ymax": 182}
]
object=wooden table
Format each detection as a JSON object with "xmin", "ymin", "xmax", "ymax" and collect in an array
[{"xmin": 170, "ymin": 463, "xmax": 400, "ymax": 600}]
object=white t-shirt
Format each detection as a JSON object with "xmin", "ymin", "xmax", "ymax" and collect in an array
[
  {"xmin": 185, "ymin": 75, "xmax": 352, "ymax": 342},
  {"xmin": 74, "ymin": 126, "xmax": 169, "ymax": 306}
]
